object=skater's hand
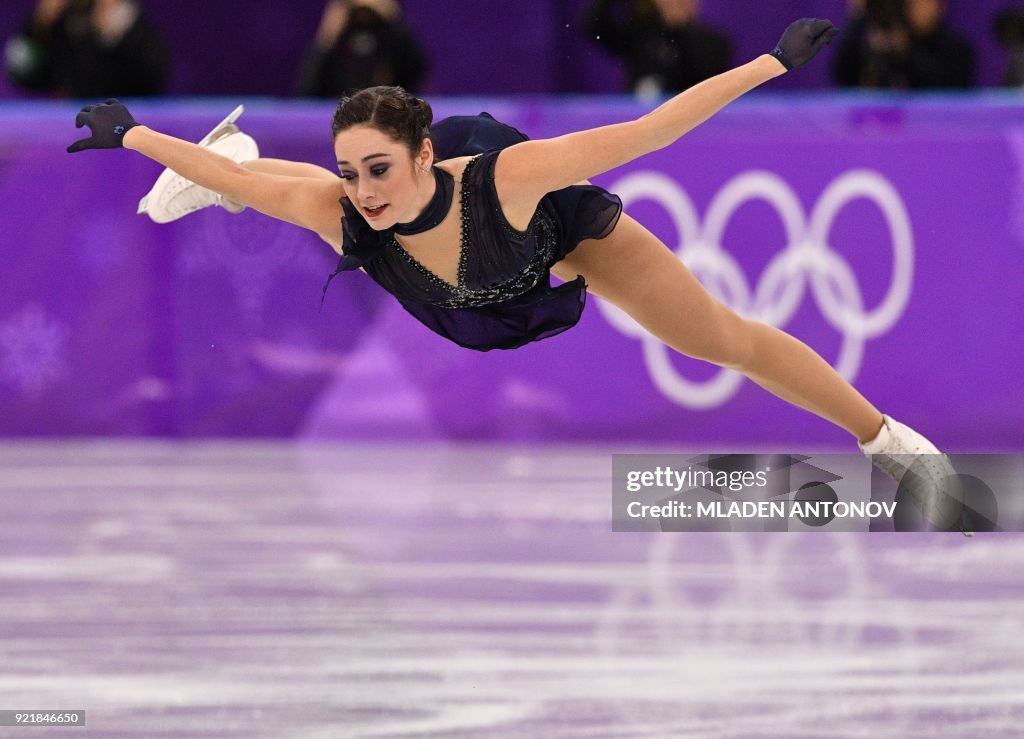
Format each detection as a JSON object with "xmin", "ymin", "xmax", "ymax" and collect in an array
[
  {"xmin": 67, "ymin": 99, "xmax": 139, "ymax": 153},
  {"xmin": 769, "ymin": 19, "xmax": 839, "ymax": 71}
]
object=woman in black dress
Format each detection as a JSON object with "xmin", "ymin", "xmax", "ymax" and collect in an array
[{"xmin": 66, "ymin": 19, "xmax": 969, "ymax": 532}]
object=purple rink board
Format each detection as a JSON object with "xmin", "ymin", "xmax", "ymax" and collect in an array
[{"xmin": 0, "ymin": 95, "xmax": 1022, "ymax": 447}]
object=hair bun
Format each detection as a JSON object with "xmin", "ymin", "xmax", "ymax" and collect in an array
[{"xmin": 410, "ymin": 96, "xmax": 433, "ymax": 132}]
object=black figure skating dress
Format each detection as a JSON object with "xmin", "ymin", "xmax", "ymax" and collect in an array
[{"xmin": 322, "ymin": 113, "xmax": 622, "ymax": 351}]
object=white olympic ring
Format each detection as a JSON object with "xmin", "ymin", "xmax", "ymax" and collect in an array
[{"xmin": 596, "ymin": 169, "xmax": 914, "ymax": 409}]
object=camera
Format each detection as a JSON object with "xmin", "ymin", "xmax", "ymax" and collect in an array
[
  {"xmin": 863, "ymin": 0, "xmax": 907, "ymax": 30},
  {"xmin": 348, "ymin": 5, "xmax": 387, "ymax": 31}
]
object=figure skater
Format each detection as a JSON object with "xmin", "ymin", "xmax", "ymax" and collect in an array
[{"xmin": 66, "ymin": 19, "xmax": 969, "ymax": 533}]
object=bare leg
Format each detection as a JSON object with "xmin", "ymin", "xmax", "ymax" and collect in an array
[{"xmin": 552, "ymin": 213, "xmax": 885, "ymax": 444}]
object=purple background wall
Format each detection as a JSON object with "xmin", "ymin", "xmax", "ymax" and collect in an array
[
  {"xmin": 1, "ymin": 1, "xmax": 1020, "ymax": 97},
  {"xmin": 1, "ymin": 96, "xmax": 1022, "ymax": 449}
]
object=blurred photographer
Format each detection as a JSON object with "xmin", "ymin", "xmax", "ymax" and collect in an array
[
  {"xmin": 582, "ymin": 0, "xmax": 732, "ymax": 97},
  {"xmin": 4, "ymin": 0, "xmax": 169, "ymax": 98},
  {"xmin": 297, "ymin": 0, "xmax": 429, "ymax": 97},
  {"xmin": 832, "ymin": 0, "xmax": 974, "ymax": 89}
]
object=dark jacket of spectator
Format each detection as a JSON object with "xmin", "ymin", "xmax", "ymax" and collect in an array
[
  {"xmin": 832, "ymin": 0, "xmax": 975, "ymax": 89},
  {"xmin": 5, "ymin": 0, "xmax": 169, "ymax": 98},
  {"xmin": 994, "ymin": 6, "xmax": 1024, "ymax": 87},
  {"xmin": 583, "ymin": 0, "xmax": 732, "ymax": 95}
]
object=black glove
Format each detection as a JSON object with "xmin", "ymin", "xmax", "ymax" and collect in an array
[
  {"xmin": 67, "ymin": 99, "xmax": 140, "ymax": 153},
  {"xmin": 770, "ymin": 19, "xmax": 839, "ymax": 71}
]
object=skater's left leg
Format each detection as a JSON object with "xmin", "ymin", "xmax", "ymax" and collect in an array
[{"xmin": 552, "ymin": 212, "xmax": 884, "ymax": 443}]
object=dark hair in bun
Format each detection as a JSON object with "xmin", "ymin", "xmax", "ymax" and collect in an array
[{"xmin": 331, "ymin": 86, "xmax": 433, "ymax": 157}]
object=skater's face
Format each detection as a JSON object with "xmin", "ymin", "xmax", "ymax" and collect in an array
[{"xmin": 334, "ymin": 124, "xmax": 433, "ymax": 230}]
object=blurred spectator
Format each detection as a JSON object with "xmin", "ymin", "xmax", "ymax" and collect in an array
[
  {"xmin": 994, "ymin": 6, "xmax": 1024, "ymax": 87},
  {"xmin": 297, "ymin": 0, "xmax": 429, "ymax": 97},
  {"xmin": 582, "ymin": 0, "xmax": 732, "ymax": 97},
  {"xmin": 832, "ymin": 0, "xmax": 975, "ymax": 89},
  {"xmin": 4, "ymin": 0, "xmax": 169, "ymax": 98}
]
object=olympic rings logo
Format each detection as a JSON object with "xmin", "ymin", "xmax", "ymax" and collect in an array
[{"xmin": 597, "ymin": 170, "xmax": 914, "ymax": 409}]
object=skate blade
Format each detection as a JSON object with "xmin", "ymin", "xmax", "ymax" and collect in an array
[{"xmin": 196, "ymin": 104, "xmax": 245, "ymax": 148}]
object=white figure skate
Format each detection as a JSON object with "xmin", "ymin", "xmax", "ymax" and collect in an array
[
  {"xmin": 137, "ymin": 105, "xmax": 258, "ymax": 223},
  {"xmin": 860, "ymin": 415, "xmax": 972, "ymax": 536}
]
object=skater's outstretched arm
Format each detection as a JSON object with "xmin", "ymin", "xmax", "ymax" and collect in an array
[
  {"xmin": 67, "ymin": 101, "xmax": 345, "ymax": 246},
  {"xmin": 123, "ymin": 127, "xmax": 346, "ymax": 242},
  {"xmin": 242, "ymin": 158, "xmax": 340, "ymax": 182},
  {"xmin": 495, "ymin": 19, "xmax": 838, "ymax": 204}
]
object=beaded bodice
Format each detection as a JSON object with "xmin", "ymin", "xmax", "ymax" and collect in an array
[
  {"xmin": 329, "ymin": 151, "xmax": 561, "ymax": 310},
  {"xmin": 386, "ymin": 156, "xmax": 559, "ymax": 309}
]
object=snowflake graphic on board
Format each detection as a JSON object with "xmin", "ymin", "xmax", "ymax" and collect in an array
[{"xmin": 0, "ymin": 304, "xmax": 70, "ymax": 399}]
